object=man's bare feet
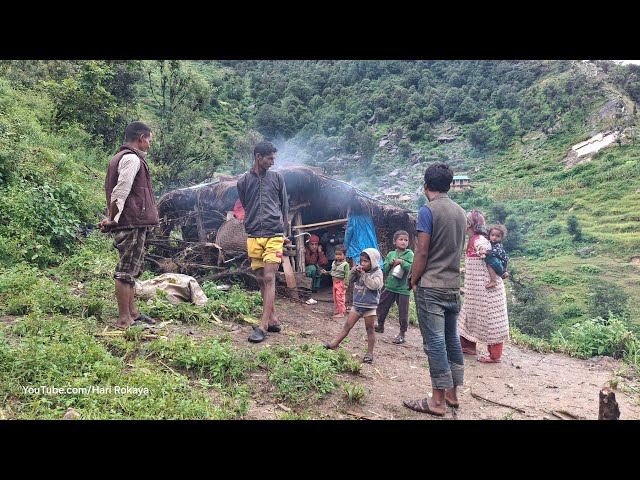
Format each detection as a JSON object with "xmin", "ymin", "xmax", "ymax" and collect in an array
[
  {"xmin": 115, "ymin": 318, "xmax": 133, "ymax": 330},
  {"xmin": 444, "ymin": 388, "xmax": 459, "ymax": 408},
  {"xmin": 485, "ymin": 281, "xmax": 497, "ymax": 289}
]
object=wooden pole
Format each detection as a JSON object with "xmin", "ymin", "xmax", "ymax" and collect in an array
[
  {"xmin": 195, "ymin": 192, "xmax": 208, "ymax": 243},
  {"xmin": 294, "ymin": 211, "xmax": 305, "ymax": 273},
  {"xmin": 292, "ymin": 218, "xmax": 348, "ymax": 231},
  {"xmin": 598, "ymin": 387, "xmax": 620, "ymax": 420}
]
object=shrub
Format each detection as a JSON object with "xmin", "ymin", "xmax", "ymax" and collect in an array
[
  {"xmin": 587, "ymin": 281, "xmax": 630, "ymax": 321},
  {"xmin": 551, "ymin": 315, "xmax": 634, "ymax": 358}
]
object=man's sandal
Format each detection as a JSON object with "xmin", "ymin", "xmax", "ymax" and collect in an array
[
  {"xmin": 362, "ymin": 353, "xmax": 373, "ymax": 363},
  {"xmin": 403, "ymin": 398, "xmax": 445, "ymax": 416},
  {"xmin": 135, "ymin": 313, "xmax": 157, "ymax": 325},
  {"xmin": 392, "ymin": 335, "xmax": 406, "ymax": 344}
]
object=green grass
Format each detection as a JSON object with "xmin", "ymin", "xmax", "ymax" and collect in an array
[
  {"xmin": 256, "ymin": 344, "xmax": 361, "ymax": 405},
  {"xmin": 0, "ymin": 315, "xmax": 237, "ymax": 419}
]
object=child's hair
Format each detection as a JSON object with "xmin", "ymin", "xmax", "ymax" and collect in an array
[
  {"xmin": 360, "ymin": 251, "xmax": 371, "ymax": 261},
  {"xmin": 334, "ymin": 244, "xmax": 346, "ymax": 255},
  {"xmin": 393, "ymin": 230, "xmax": 410, "ymax": 242},
  {"xmin": 488, "ymin": 224, "xmax": 508, "ymax": 239}
]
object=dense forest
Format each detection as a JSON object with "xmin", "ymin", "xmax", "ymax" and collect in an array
[{"xmin": 1, "ymin": 61, "xmax": 639, "ymax": 416}]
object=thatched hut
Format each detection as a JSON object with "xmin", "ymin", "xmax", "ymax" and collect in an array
[{"xmin": 156, "ymin": 166, "xmax": 416, "ymax": 272}]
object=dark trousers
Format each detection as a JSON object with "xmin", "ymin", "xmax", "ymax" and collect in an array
[{"xmin": 376, "ymin": 288, "xmax": 410, "ymax": 333}]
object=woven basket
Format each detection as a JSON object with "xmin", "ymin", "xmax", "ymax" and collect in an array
[{"xmin": 215, "ymin": 218, "xmax": 248, "ymax": 255}]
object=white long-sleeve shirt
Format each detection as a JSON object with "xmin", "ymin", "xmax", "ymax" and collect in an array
[{"xmin": 110, "ymin": 152, "xmax": 142, "ymax": 223}]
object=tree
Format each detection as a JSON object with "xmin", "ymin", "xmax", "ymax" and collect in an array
[
  {"xmin": 467, "ymin": 121, "xmax": 491, "ymax": 150},
  {"xmin": 45, "ymin": 60, "xmax": 141, "ymax": 149},
  {"xmin": 232, "ymin": 130, "xmax": 263, "ymax": 174},
  {"xmin": 496, "ymin": 112, "xmax": 516, "ymax": 148},
  {"xmin": 566, "ymin": 215, "xmax": 583, "ymax": 241},
  {"xmin": 443, "ymin": 87, "xmax": 465, "ymax": 118},
  {"xmin": 146, "ymin": 60, "xmax": 222, "ymax": 189},
  {"xmin": 357, "ymin": 128, "xmax": 376, "ymax": 169},
  {"xmin": 454, "ymin": 96, "xmax": 481, "ymax": 123},
  {"xmin": 587, "ymin": 281, "xmax": 630, "ymax": 321}
]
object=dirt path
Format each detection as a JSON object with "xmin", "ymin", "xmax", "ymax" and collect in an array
[{"xmin": 186, "ymin": 287, "xmax": 640, "ymax": 420}]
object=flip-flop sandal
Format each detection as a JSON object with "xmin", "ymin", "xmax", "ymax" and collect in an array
[
  {"xmin": 362, "ymin": 353, "xmax": 373, "ymax": 363},
  {"xmin": 248, "ymin": 326, "xmax": 267, "ymax": 343},
  {"xmin": 267, "ymin": 324, "xmax": 281, "ymax": 333},
  {"xmin": 135, "ymin": 313, "xmax": 157, "ymax": 325},
  {"xmin": 403, "ymin": 398, "xmax": 445, "ymax": 416},
  {"xmin": 477, "ymin": 356, "xmax": 501, "ymax": 363},
  {"xmin": 113, "ymin": 320, "xmax": 150, "ymax": 331},
  {"xmin": 392, "ymin": 335, "xmax": 406, "ymax": 344}
]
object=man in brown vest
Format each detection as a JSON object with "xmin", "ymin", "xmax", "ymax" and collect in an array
[
  {"xmin": 99, "ymin": 121, "xmax": 160, "ymax": 330},
  {"xmin": 404, "ymin": 163, "xmax": 467, "ymax": 416}
]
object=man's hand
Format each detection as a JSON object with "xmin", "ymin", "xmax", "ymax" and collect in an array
[
  {"xmin": 98, "ymin": 218, "xmax": 117, "ymax": 233},
  {"xmin": 318, "ymin": 245, "xmax": 324, "ymax": 254}
]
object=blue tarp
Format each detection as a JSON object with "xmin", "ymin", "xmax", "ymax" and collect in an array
[{"xmin": 344, "ymin": 213, "xmax": 379, "ymax": 264}]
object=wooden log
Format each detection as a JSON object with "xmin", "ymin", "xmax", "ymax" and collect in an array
[
  {"xmin": 281, "ymin": 256, "xmax": 299, "ymax": 299},
  {"xmin": 598, "ymin": 387, "xmax": 620, "ymax": 420},
  {"xmin": 280, "ymin": 272, "xmax": 312, "ymax": 290},
  {"xmin": 293, "ymin": 218, "xmax": 348, "ymax": 230}
]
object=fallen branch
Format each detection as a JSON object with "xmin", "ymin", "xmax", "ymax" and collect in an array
[
  {"xmin": 345, "ymin": 410, "xmax": 377, "ymax": 420},
  {"xmin": 158, "ymin": 360, "xmax": 178, "ymax": 376},
  {"xmin": 200, "ymin": 269, "xmax": 258, "ymax": 286},
  {"xmin": 554, "ymin": 409, "xmax": 581, "ymax": 420},
  {"xmin": 470, "ymin": 386, "xmax": 526, "ymax": 413}
]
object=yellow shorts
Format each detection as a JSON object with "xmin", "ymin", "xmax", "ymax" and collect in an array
[{"xmin": 247, "ymin": 237, "xmax": 284, "ymax": 270}]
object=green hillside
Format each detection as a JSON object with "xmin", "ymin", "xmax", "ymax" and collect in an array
[{"xmin": 1, "ymin": 60, "xmax": 639, "ymax": 418}]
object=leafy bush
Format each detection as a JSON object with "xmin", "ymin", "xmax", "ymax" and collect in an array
[
  {"xmin": 546, "ymin": 224, "xmax": 562, "ymax": 236},
  {"xmin": 567, "ymin": 215, "xmax": 583, "ymax": 242},
  {"xmin": 0, "ymin": 264, "xmax": 82, "ymax": 316},
  {"xmin": 257, "ymin": 344, "xmax": 360, "ymax": 405},
  {"xmin": 576, "ymin": 264, "xmax": 602, "ymax": 274},
  {"xmin": 587, "ymin": 280, "xmax": 630, "ymax": 321},
  {"xmin": 146, "ymin": 334, "xmax": 253, "ymax": 384},
  {"xmin": 551, "ymin": 315, "xmax": 634, "ymax": 358},
  {"xmin": 343, "ymin": 383, "xmax": 366, "ymax": 404},
  {"xmin": 509, "ymin": 281, "xmax": 558, "ymax": 339},
  {"xmin": 541, "ymin": 272, "xmax": 575, "ymax": 286},
  {"xmin": 561, "ymin": 305, "xmax": 584, "ymax": 319}
]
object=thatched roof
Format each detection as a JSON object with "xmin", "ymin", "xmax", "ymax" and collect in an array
[{"xmin": 157, "ymin": 166, "xmax": 416, "ymax": 247}]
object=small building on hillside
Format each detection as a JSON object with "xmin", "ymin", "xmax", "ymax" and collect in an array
[{"xmin": 451, "ymin": 175, "xmax": 470, "ymax": 190}]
